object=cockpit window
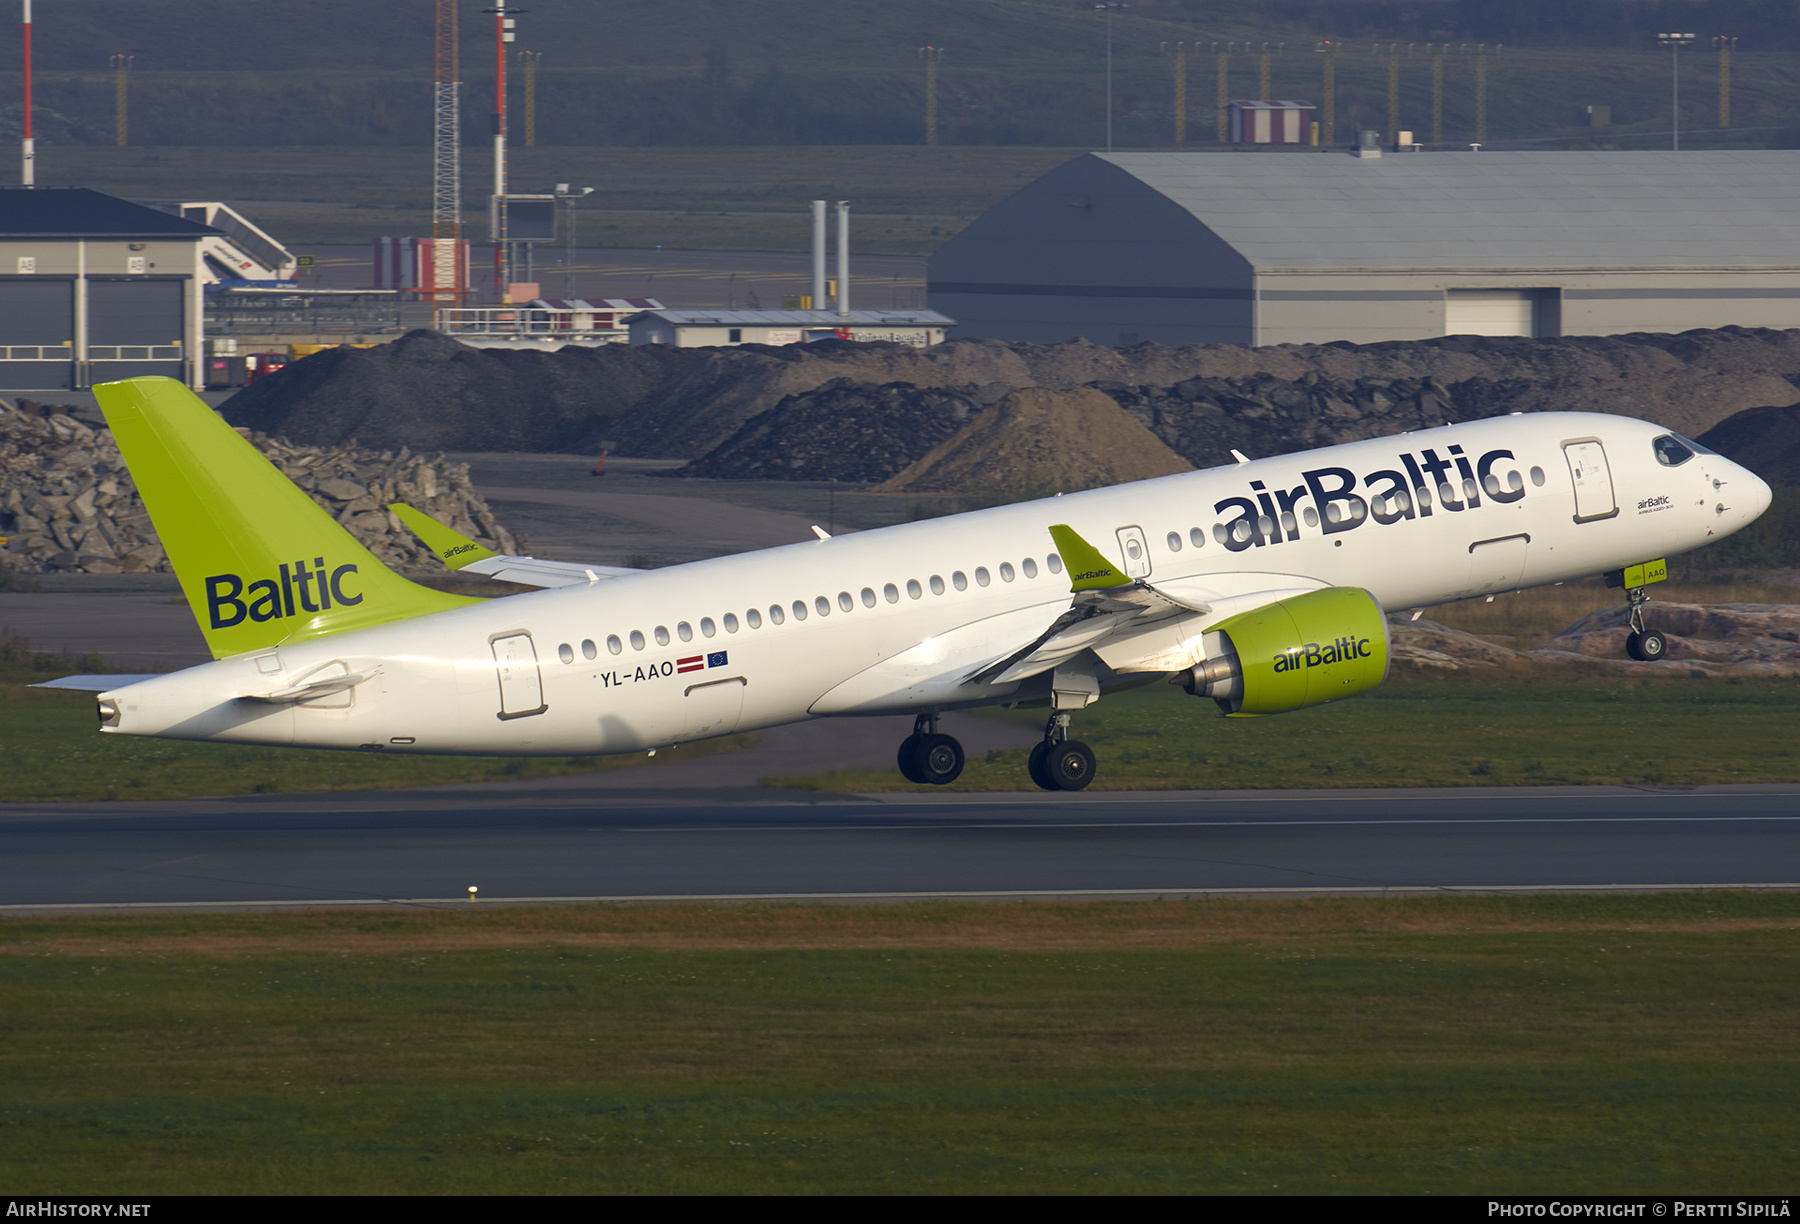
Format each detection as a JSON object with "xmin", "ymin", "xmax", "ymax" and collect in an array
[
  {"xmin": 1652, "ymin": 435, "xmax": 1694, "ymax": 467},
  {"xmin": 1677, "ymin": 433, "xmax": 1718, "ymax": 456}
]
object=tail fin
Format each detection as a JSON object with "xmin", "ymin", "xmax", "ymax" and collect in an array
[{"xmin": 94, "ymin": 377, "xmax": 478, "ymax": 659}]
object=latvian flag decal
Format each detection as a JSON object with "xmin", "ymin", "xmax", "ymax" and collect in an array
[{"xmin": 678, "ymin": 652, "xmax": 729, "ymax": 674}]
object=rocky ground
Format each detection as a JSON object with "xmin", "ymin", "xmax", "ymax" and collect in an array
[
  {"xmin": 1390, "ymin": 602, "xmax": 1800, "ymax": 678},
  {"xmin": 217, "ymin": 326, "xmax": 1800, "ymax": 489},
  {"xmin": 0, "ymin": 400, "xmax": 518, "ymax": 577}
]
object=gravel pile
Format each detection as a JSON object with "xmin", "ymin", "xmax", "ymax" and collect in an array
[
  {"xmin": 220, "ymin": 327, "xmax": 1800, "ymax": 482},
  {"xmin": 0, "ymin": 400, "xmax": 518, "ymax": 575}
]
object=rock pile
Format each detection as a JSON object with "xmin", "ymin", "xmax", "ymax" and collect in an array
[
  {"xmin": 219, "ymin": 327, "xmax": 1800, "ymax": 478},
  {"xmin": 877, "ymin": 385, "xmax": 1192, "ymax": 495},
  {"xmin": 684, "ymin": 379, "xmax": 980, "ymax": 483},
  {"xmin": 1389, "ymin": 603, "xmax": 1800, "ymax": 677},
  {"xmin": 0, "ymin": 400, "xmax": 519, "ymax": 575}
]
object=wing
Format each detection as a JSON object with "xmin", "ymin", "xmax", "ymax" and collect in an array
[
  {"xmin": 31, "ymin": 674, "xmax": 163, "ymax": 692},
  {"xmin": 809, "ymin": 524, "xmax": 1324, "ymax": 715},
  {"xmin": 389, "ymin": 502, "xmax": 639, "ymax": 589}
]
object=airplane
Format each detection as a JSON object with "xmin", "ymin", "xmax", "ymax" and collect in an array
[{"xmin": 43, "ymin": 377, "xmax": 1770, "ymax": 792}]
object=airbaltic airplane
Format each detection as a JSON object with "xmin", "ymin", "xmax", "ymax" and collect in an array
[{"xmin": 50, "ymin": 378, "xmax": 1769, "ymax": 791}]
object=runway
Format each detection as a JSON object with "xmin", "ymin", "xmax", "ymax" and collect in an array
[{"xmin": 3, "ymin": 782, "xmax": 1795, "ymax": 910}]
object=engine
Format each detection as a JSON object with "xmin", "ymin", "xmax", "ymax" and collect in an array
[{"xmin": 1176, "ymin": 586, "xmax": 1390, "ymax": 716}]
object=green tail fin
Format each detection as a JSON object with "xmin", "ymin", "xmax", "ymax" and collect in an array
[
  {"xmin": 389, "ymin": 502, "xmax": 500, "ymax": 570},
  {"xmin": 94, "ymin": 377, "xmax": 478, "ymax": 659}
]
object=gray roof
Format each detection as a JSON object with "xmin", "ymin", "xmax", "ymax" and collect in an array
[
  {"xmin": 629, "ymin": 308, "xmax": 954, "ymax": 326},
  {"xmin": 1096, "ymin": 150, "xmax": 1800, "ymax": 270}
]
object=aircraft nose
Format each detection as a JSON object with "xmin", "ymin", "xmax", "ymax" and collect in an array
[{"xmin": 1735, "ymin": 461, "xmax": 1773, "ymax": 524}]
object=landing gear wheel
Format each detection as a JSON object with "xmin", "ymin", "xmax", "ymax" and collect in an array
[
  {"xmin": 1027, "ymin": 741, "xmax": 1055, "ymax": 791},
  {"xmin": 1626, "ymin": 629, "xmax": 1668, "ymax": 662},
  {"xmin": 1044, "ymin": 740, "xmax": 1097, "ymax": 792},
  {"xmin": 896, "ymin": 734, "xmax": 928, "ymax": 784},
  {"xmin": 915, "ymin": 733, "xmax": 965, "ymax": 785}
]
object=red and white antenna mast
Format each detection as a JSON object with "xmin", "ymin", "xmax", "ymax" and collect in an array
[
  {"xmin": 21, "ymin": 0, "xmax": 33, "ymax": 186},
  {"xmin": 430, "ymin": 0, "xmax": 462, "ymax": 299}
]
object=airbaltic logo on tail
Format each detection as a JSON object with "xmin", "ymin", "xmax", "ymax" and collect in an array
[
  {"xmin": 1273, "ymin": 635, "xmax": 1373, "ymax": 673},
  {"xmin": 206, "ymin": 559, "xmax": 363, "ymax": 629}
]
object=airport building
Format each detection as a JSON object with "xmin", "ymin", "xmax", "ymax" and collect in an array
[
  {"xmin": 0, "ymin": 189, "xmax": 232, "ymax": 390},
  {"xmin": 626, "ymin": 308, "xmax": 954, "ymax": 348},
  {"xmin": 928, "ymin": 150, "xmax": 1800, "ymax": 347}
]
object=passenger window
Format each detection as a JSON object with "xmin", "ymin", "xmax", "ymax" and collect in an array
[
  {"xmin": 907, "ymin": 579, "xmax": 922, "ymax": 599},
  {"xmin": 629, "ymin": 630, "xmax": 646, "ymax": 651},
  {"xmin": 769, "ymin": 605, "xmax": 785, "ymax": 625},
  {"xmin": 654, "ymin": 626, "xmax": 671, "ymax": 646},
  {"xmin": 677, "ymin": 621, "xmax": 693, "ymax": 642},
  {"xmin": 558, "ymin": 643, "xmax": 574, "ymax": 664},
  {"xmin": 748, "ymin": 609, "xmax": 763, "ymax": 628},
  {"xmin": 975, "ymin": 567, "xmax": 990, "ymax": 587},
  {"xmin": 861, "ymin": 587, "xmax": 877, "ymax": 607},
  {"xmin": 606, "ymin": 635, "xmax": 622, "ymax": 655},
  {"xmin": 883, "ymin": 583, "xmax": 899, "ymax": 603},
  {"xmin": 1048, "ymin": 554, "xmax": 1064, "ymax": 574},
  {"xmin": 1000, "ymin": 562, "xmax": 1015, "ymax": 582},
  {"xmin": 723, "ymin": 613, "xmax": 740, "ymax": 633},
  {"xmin": 700, "ymin": 618, "xmax": 716, "ymax": 638},
  {"xmin": 814, "ymin": 596, "xmax": 831, "ymax": 617},
  {"xmin": 1022, "ymin": 558, "xmax": 1038, "ymax": 578},
  {"xmin": 839, "ymin": 591, "xmax": 855, "ymax": 612},
  {"xmin": 792, "ymin": 600, "xmax": 808, "ymax": 621},
  {"xmin": 1190, "ymin": 527, "xmax": 1205, "ymax": 548},
  {"xmin": 929, "ymin": 575, "xmax": 946, "ymax": 595},
  {"xmin": 952, "ymin": 571, "xmax": 967, "ymax": 591},
  {"xmin": 1166, "ymin": 531, "xmax": 1182, "ymax": 552},
  {"xmin": 581, "ymin": 639, "xmax": 597, "ymax": 660}
]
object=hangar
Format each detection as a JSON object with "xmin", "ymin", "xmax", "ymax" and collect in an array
[{"xmin": 928, "ymin": 150, "xmax": 1800, "ymax": 347}]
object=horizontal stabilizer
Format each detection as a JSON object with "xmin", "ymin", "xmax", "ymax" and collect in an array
[
  {"xmin": 389, "ymin": 502, "xmax": 638, "ymax": 589},
  {"xmin": 31, "ymin": 674, "xmax": 162, "ymax": 692}
]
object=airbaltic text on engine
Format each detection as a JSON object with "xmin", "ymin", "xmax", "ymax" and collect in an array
[{"xmin": 1272, "ymin": 635, "xmax": 1375, "ymax": 673}]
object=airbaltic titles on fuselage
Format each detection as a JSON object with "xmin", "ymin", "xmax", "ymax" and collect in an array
[{"xmin": 1213, "ymin": 444, "xmax": 1525, "ymax": 552}]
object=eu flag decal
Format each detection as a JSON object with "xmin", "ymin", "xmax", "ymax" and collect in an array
[{"xmin": 707, "ymin": 651, "xmax": 729, "ymax": 668}]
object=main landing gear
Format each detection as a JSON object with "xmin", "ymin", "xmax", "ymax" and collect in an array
[
  {"xmin": 1622, "ymin": 584, "xmax": 1668, "ymax": 662},
  {"xmin": 1028, "ymin": 711, "xmax": 1097, "ymax": 792},
  {"xmin": 897, "ymin": 713, "xmax": 965, "ymax": 785}
]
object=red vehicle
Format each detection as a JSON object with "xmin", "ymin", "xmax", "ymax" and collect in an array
[{"xmin": 245, "ymin": 352, "xmax": 292, "ymax": 383}]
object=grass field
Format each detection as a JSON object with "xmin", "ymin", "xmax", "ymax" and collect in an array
[{"xmin": 2, "ymin": 894, "xmax": 1794, "ymax": 1194}]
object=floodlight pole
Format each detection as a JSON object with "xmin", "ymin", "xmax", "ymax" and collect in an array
[
  {"xmin": 1658, "ymin": 33, "xmax": 1694, "ymax": 150},
  {"xmin": 20, "ymin": 0, "xmax": 32, "ymax": 186},
  {"xmin": 1095, "ymin": 3, "xmax": 1125, "ymax": 152}
]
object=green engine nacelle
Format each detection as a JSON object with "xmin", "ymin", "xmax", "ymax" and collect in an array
[{"xmin": 1176, "ymin": 586, "xmax": 1390, "ymax": 717}]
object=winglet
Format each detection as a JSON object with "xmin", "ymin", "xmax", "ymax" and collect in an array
[
  {"xmin": 390, "ymin": 502, "xmax": 500, "ymax": 571},
  {"xmin": 1048, "ymin": 524, "xmax": 1129, "ymax": 592}
]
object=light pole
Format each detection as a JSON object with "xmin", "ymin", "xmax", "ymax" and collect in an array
[
  {"xmin": 555, "ymin": 183, "xmax": 592, "ymax": 299},
  {"xmin": 1095, "ymin": 3, "xmax": 1125, "ymax": 152},
  {"xmin": 1658, "ymin": 33, "xmax": 1694, "ymax": 150}
]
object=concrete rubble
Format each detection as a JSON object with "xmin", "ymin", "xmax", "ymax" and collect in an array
[{"xmin": 0, "ymin": 400, "xmax": 519, "ymax": 576}]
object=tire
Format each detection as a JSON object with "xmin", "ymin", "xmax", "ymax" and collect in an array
[
  {"xmin": 1027, "ymin": 741, "xmax": 1057, "ymax": 791},
  {"xmin": 1626, "ymin": 629, "xmax": 1668, "ymax": 662},
  {"xmin": 917, "ymin": 733, "xmax": 965, "ymax": 785},
  {"xmin": 1045, "ymin": 740, "xmax": 1097, "ymax": 792},
  {"xmin": 896, "ymin": 734, "xmax": 928, "ymax": 784}
]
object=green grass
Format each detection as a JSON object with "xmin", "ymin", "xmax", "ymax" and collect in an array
[
  {"xmin": 2, "ymin": 895, "xmax": 1794, "ymax": 1194},
  {"xmin": 0, "ymin": 684, "xmax": 751, "ymax": 803},
  {"xmin": 768, "ymin": 676, "xmax": 1800, "ymax": 792}
]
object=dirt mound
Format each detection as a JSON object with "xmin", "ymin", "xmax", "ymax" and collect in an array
[
  {"xmin": 1696, "ymin": 404, "xmax": 1800, "ymax": 486},
  {"xmin": 876, "ymin": 386, "xmax": 1191, "ymax": 495},
  {"xmin": 684, "ymin": 380, "xmax": 979, "ymax": 482},
  {"xmin": 220, "ymin": 327, "xmax": 1800, "ymax": 474}
]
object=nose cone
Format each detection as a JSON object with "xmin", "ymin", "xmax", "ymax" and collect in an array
[{"xmin": 1736, "ymin": 460, "xmax": 1773, "ymax": 526}]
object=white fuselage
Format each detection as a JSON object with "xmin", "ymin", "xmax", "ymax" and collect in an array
[{"xmin": 101, "ymin": 412, "xmax": 1769, "ymax": 755}]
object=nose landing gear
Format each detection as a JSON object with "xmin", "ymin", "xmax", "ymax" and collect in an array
[
  {"xmin": 1027, "ymin": 711, "xmax": 1097, "ymax": 792},
  {"xmin": 897, "ymin": 713, "xmax": 965, "ymax": 785},
  {"xmin": 1622, "ymin": 583, "xmax": 1668, "ymax": 662}
]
